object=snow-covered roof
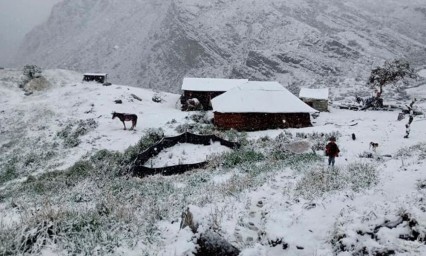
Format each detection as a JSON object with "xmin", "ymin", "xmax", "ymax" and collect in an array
[
  {"xmin": 299, "ymin": 88, "xmax": 329, "ymax": 100},
  {"xmin": 211, "ymin": 81, "xmax": 317, "ymax": 113},
  {"xmin": 181, "ymin": 77, "xmax": 249, "ymax": 92},
  {"xmin": 83, "ymin": 73, "xmax": 107, "ymax": 76}
]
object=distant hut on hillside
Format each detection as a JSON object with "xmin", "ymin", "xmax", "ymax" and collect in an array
[
  {"xmin": 299, "ymin": 88, "xmax": 329, "ymax": 112},
  {"xmin": 180, "ymin": 77, "xmax": 248, "ymax": 111},
  {"xmin": 83, "ymin": 73, "xmax": 108, "ymax": 84},
  {"xmin": 211, "ymin": 81, "xmax": 317, "ymax": 131}
]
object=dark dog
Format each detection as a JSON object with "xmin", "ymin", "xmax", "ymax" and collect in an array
[
  {"xmin": 369, "ymin": 142, "xmax": 379, "ymax": 151},
  {"xmin": 352, "ymin": 133, "xmax": 356, "ymax": 140}
]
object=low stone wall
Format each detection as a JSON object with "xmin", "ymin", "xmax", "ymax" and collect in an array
[{"xmin": 131, "ymin": 132, "xmax": 240, "ymax": 178}]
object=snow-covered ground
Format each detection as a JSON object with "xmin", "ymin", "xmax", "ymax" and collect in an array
[
  {"xmin": 1, "ymin": 69, "xmax": 426, "ymax": 255},
  {"xmin": 143, "ymin": 142, "xmax": 232, "ymax": 168},
  {"xmin": 418, "ymin": 69, "xmax": 426, "ymax": 78},
  {"xmin": 0, "ymin": 69, "xmax": 191, "ymax": 174}
]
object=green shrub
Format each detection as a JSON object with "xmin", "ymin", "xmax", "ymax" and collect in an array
[
  {"xmin": 65, "ymin": 161, "xmax": 93, "ymax": 185},
  {"xmin": 56, "ymin": 119, "xmax": 98, "ymax": 148},
  {"xmin": 90, "ymin": 149, "xmax": 122, "ymax": 176},
  {"xmin": 174, "ymin": 122, "xmax": 215, "ymax": 135},
  {"xmin": 0, "ymin": 165, "xmax": 18, "ymax": 185},
  {"xmin": 189, "ymin": 111, "xmax": 212, "ymax": 124},
  {"xmin": 57, "ymin": 123, "xmax": 73, "ymax": 138},
  {"xmin": 31, "ymin": 180, "xmax": 47, "ymax": 194},
  {"xmin": 222, "ymin": 129, "xmax": 248, "ymax": 145}
]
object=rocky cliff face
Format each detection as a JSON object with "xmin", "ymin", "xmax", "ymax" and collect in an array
[{"xmin": 14, "ymin": 0, "xmax": 426, "ymax": 92}]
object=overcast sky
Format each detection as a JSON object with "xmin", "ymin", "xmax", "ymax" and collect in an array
[{"xmin": 0, "ymin": 0, "xmax": 62, "ymax": 66}]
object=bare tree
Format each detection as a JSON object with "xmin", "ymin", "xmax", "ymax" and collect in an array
[{"xmin": 361, "ymin": 59, "xmax": 417, "ymax": 110}]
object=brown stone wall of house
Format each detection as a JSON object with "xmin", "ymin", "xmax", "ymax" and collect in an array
[
  {"xmin": 181, "ymin": 91, "xmax": 225, "ymax": 111},
  {"xmin": 214, "ymin": 112, "xmax": 312, "ymax": 131}
]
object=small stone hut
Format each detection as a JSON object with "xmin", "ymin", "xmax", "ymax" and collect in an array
[
  {"xmin": 180, "ymin": 77, "xmax": 248, "ymax": 111},
  {"xmin": 83, "ymin": 73, "xmax": 108, "ymax": 84},
  {"xmin": 299, "ymin": 88, "xmax": 329, "ymax": 112},
  {"xmin": 211, "ymin": 81, "xmax": 317, "ymax": 131}
]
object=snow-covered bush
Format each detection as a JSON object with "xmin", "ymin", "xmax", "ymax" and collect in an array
[
  {"xmin": 174, "ymin": 112, "xmax": 215, "ymax": 134},
  {"xmin": 275, "ymin": 131, "xmax": 293, "ymax": 144},
  {"xmin": 189, "ymin": 111, "xmax": 212, "ymax": 124},
  {"xmin": 66, "ymin": 161, "xmax": 93, "ymax": 184},
  {"xmin": 175, "ymin": 122, "xmax": 215, "ymax": 135},
  {"xmin": 221, "ymin": 129, "xmax": 248, "ymax": 145},
  {"xmin": 396, "ymin": 142, "xmax": 426, "ymax": 159},
  {"xmin": 0, "ymin": 204, "xmax": 144, "ymax": 255},
  {"xmin": 56, "ymin": 119, "xmax": 98, "ymax": 148},
  {"xmin": 331, "ymin": 207, "xmax": 426, "ymax": 256},
  {"xmin": 19, "ymin": 65, "xmax": 43, "ymax": 88},
  {"xmin": 89, "ymin": 149, "xmax": 122, "ymax": 176}
]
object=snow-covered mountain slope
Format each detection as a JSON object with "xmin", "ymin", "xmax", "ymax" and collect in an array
[
  {"xmin": 13, "ymin": 0, "xmax": 426, "ymax": 93},
  {"xmin": 1, "ymin": 68, "xmax": 426, "ymax": 255},
  {"xmin": 0, "ymin": 68, "xmax": 186, "ymax": 177}
]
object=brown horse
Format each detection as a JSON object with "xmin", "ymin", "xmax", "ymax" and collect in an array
[{"xmin": 112, "ymin": 112, "xmax": 138, "ymax": 130}]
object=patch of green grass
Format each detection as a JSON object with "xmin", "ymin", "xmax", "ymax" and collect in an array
[
  {"xmin": 295, "ymin": 162, "xmax": 378, "ymax": 199},
  {"xmin": 347, "ymin": 162, "xmax": 378, "ymax": 192},
  {"xmin": 0, "ymin": 165, "xmax": 18, "ymax": 185},
  {"xmin": 222, "ymin": 149, "xmax": 265, "ymax": 168},
  {"xmin": 66, "ymin": 161, "xmax": 93, "ymax": 182},
  {"xmin": 295, "ymin": 167, "xmax": 346, "ymax": 199},
  {"xmin": 283, "ymin": 153, "xmax": 322, "ymax": 169},
  {"xmin": 0, "ymin": 207, "xmax": 132, "ymax": 256},
  {"xmin": 56, "ymin": 119, "xmax": 98, "ymax": 148},
  {"xmin": 18, "ymin": 161, "xmax": 93, "ymax": 196},
  {"xmin": 90, "ymin": 149, "xmax": 122, "ymax": 176}
]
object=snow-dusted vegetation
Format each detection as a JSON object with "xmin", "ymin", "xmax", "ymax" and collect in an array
[{"xmin": 1, "ymin": 69, "xmax": 426, "ymax": 255}]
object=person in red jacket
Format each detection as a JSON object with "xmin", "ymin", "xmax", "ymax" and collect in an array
[{"xmin": 325, "ymin": 136, "xmax": 340, "ymax": 167}]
